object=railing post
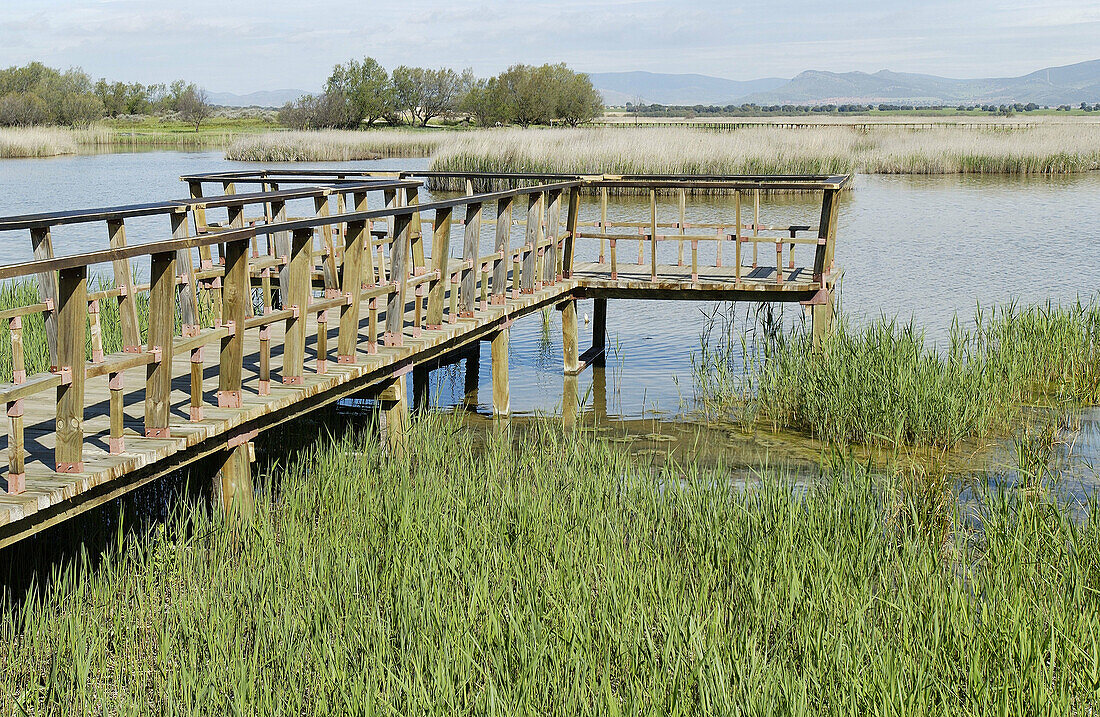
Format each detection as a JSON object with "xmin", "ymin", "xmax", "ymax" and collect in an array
[
  {"xmin": 460, "ymin": 201, "xmax": 482, "ymax": 317},
  {"xmin": 563, "ymin": 187, "xmax": 580, "ymax": 279},
  {"xmin": 384, "ymin": 214, "xmax": 412, "ymax": 346},
  {"xmin": 218, "ymin": 236, "xmax": 250, "ymax": 408},
  {"xmin": 171, "ymin": 210, "xmax": 200, "ymax": 334},
  {"xmin": 599, "ymin": 186, "xmax": 608, "ymax": 263},
  {"xmin": 107, "ymin": 219, "xmax": 142, "ymax": 353},
  {"xmin": 314, "ymin": 193, "xmax": 340, "ymax": 292},
  {"xmin": 338, "ymin": 192, "xmax": 368, "ymax": 364},
  {"xmin": 407, "ymin": 185, "xmax": 424, "ymax": 272},
  {"xmin": 29, "ymin": 226, "xmax": 59, "ymax": 369},
  {"xmin": 649, "ymin": 189, "xmax": 657, "ymax": 281},
  {"xmin": 678, "ymin": 189, "xmax": 686, "ymax": 266},
  {"xmin": 7, "ymin": 318, "xmax": 25, "ymax": 492},
  {"xmin": 522, "ymin": 193, "xmax": 541, "ymax": 293},
  {"xmin": 545, "ymin": 189, "xmax": 561, "ymax": 285},
  {"xmin": 270, "ymin": 198, "xmax": 288, "ymax": 307},
  {"xmin": 492, "ymin": 197, "xmax": 512, "ymax": 302},
  {"xmin": 282, "ymin": 228, "xmax": 312, "ymax": 384},
  {"xmin": 55, "ymin": 266, "xmax": 87, "ymax": 473},
  {"xmin": 145, "ymin": 251, "xmax": 176, "ymax": 438},
  {"xmin": 427, "ymin": 207, "xmax": 452, "ymax": 328}
]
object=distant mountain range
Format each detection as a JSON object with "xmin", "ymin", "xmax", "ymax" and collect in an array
[
  {"xmin": 207, "ymin": 89, "xmax": 305, "ymax": 108},
  {"xmin": 591, "ymin": 59, "xmax": 1100, "ymax": 107},
  {"xmin": 586, "ymin": 72, "xmax": 785, "ymax": 106}
]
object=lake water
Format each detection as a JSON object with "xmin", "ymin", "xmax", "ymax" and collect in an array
[{"xmin": 1, "ymin": 151, "xmax": 1098, "ymax": 501}]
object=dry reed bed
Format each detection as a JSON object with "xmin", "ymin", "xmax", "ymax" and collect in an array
[
  {"xmin": 225, "ymin": 129, "xmax": 445, "ymax": 162},
  {"xmin": 222, "ymin": 125, "xmax": 1100, "ymax": 179}
]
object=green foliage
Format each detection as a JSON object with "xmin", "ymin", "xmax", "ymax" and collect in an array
[
  {"xmin": 1, "ymin": 419, "xmax": 1098, "ymax": 713},
  {"xmin": 325, "ymin": 57, "xmax": 394, "ymax": 128},
  {"xmin": 698, "ymin": 301, "xmax": 1100, "ymax": 447}
]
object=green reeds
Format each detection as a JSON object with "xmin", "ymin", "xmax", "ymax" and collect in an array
[
  {"xmin": 1, "ymin": 417, "xmax": 1098, "ymax": 713},
  {"xmin": 697, "ymin": 300, "xmax": 1100, "ymax": 448}
]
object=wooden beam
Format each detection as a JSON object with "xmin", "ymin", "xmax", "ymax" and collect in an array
[
  {"xmin": 563, "ymin": 187, "xmax": 580, "ymax": 279},
  {"xmin": 492, "ymin": 197, "xmax": 512, "ymax": 301},
  {"xmin": 282, "ymin": 228, "xmax": 312, "ymax": 384},
  {"xmin": 218, "ymin": 237, "xmax": 249, "ymax": 408},
  {"xmin": 460, "ymin": 201, "xmax": 482, "ymax": 317},
  {"xmin": 562, "ymin": 299, "xmax": 578, "ymax": 374},
  {"xmin": 491, "ymin": 329, "xmax": 509, "ymax": 417},
  {"xmin": 426, "ymin": 207, "xmax": 452, "ymax": 328},
  {"xmin": 54, "ymin": 266, "xmax": 87, "ymax": 473},
  {"xmin": 29, "ymin": 227, "xmax": 58, "ymax": 368},
  {"xmin": 521, "ymin": 193, "xmax": 541, "ymax": 293},
  {"xmin": 107, "ymin": 219, "xmax": 142, "ymax": 353},
  {"xmin": 384, "ymin": 214, "xmax": 412, "ymax": 346},
  {"xmin": 145, "ymin": 251, "xmax": 175, "ymax": 438},
  {"xmin": 338, "ymin": 193, "xmax": 368, "ymax": 364}
]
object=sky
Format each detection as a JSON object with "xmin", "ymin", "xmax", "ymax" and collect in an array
[{"xmin": 1, "ymin": 0, "xmax": 1098, "ymax": 93}]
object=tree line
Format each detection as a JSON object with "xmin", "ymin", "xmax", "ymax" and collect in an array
[
  {"xmin": 278, "ymin": 60, "xmax": 604, "ymax": 129},
  {"xmin": 0, "ymin": 62, "xmax": 212, "ymax": 129}
]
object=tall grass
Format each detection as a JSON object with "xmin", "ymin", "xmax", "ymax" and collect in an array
[
  {"xmin": 0, "ymin": 418, "xmax": 1097, "ymax": 713},
  {"xmin": 697, "ymin": 300, "xmax": 1100, "ymax": 447},
  {"xmin": 224, "ymin": 129, "xmax": 447, "ymax": 161},
  {"xmin": 429, "ymin": 125, "xmax": 1100, "ymax": 180}
]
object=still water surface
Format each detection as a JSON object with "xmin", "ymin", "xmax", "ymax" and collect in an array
[{"xmin": 0, "ymin": 151, "xmax": 1097, "ymax": 499}]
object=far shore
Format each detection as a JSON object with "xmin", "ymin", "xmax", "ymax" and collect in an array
[{"xmin": 3, "ymin": 118, "xmax": 1100, "ymax": 178}]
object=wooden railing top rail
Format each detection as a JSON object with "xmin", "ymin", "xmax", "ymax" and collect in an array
[
  {"xmin": 0, "ymin": 179, "xmax": 418, "ymax": 232},
  {"xmin": 0, "ymin": 179, "xmax": 582, "ymax": 281},
  {"xmin": 181, "ymin": 170, "xmax": 853, "ymax": 191}
]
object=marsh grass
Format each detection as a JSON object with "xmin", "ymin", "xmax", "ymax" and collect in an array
[
  {"xmin": 225, "ymin": 129, "xmax": 446, "ymax": 161},
  {"xmin": 1, "ymin": 416, "xmax": 1098, "ymax": 713},
  {"xmin": 696, "ymin": 300, "xmax": 1100, "ymax": 448}
]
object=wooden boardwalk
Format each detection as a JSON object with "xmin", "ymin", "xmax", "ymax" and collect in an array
[{"xmin": 0, "ymin": 171, "xmax": 849, "ymax": 546}]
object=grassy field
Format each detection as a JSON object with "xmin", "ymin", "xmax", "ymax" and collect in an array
[
  {"xmin": 1, "ymin": 417, "xmax": 1098, "ymax": 714},
  {"xmin": 695, "ymin": 300, "xmax": 1100, "ymax": 448}
]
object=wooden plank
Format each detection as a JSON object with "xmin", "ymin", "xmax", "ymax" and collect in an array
[
  {"xmin": 29, "ymin": 227, "xmax": 59, "ymax": 368},
  {"xmin": 460, "ymin": 201, "xmax": 482, "ymax": 317},
  {"xmin": 107, "ymin": 220, "xmax": 143, "ymax": 352},
  {"xmin": 170, "ymin": 211, "xmax": 200, "ymax": 331},
  {"xmin": 383, "ymin": 215, "xmax": 412, "ymax": 346},
  {"xmin": 145, "ymin": 251, "xmax": 175, "ymax": 438},
  {"xmin": 282, "ymin": 228, "xmax": 312, "ymax": 384},
  {"xmin": 218, "ymin": 237, "xmax": 249, "ymax": 408},
  {"xmin": 563, "ymin": 188, "xmax": 580, "ymax": 279},
  {"xmin": 521, "ymin": 193, "xmax": 541, "ymax": 293},
  {"xmin": 545, "ymin": 189, "xmax": 561, "ymax": 285},
  {"xmin": 492, "ymin": 197, "xmax": 512, "ymax": 300},
  {"xmin": 55, "ymin": 266, "xmax": 87, "ymax": 473},
  {"xmin": 427, "ymin": 207, "xmax": 452, "ymax": 328}
]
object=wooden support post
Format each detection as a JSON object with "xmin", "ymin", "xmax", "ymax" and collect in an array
[
  {"xmin": 338, "ymin": 194, "xmax": 369, "ymax": 364},
  {"xmin": 562, "ymin": 374, "xmax": 579, "ymax": 429},
  {"xmin": 412, "ymin": 364, "xmax": 430, "ymax": 411},
  {"xmin": 521, "ymin": 193, "xmax": 541, "ymax": 293},
  {"xmin": 677, "ymin": 189, "xmax": 686, "ymax": 266},
  {"xmin": 691, "ymin": 239, "xmax": 699, "ymax": 283},
  {"xmin": 752, "ymin": 189, "xmax": 760, "ymax": 269},
  {"xmin": 563, "ymin": 187, "xmax": 580, "ymax": 279},
  {"xmin": 216, "ymin": 440, "xmax": 254, "ymax": 518},
  {"xmin": 649, "ymin": 189, "xmax": 658, "ymax": 281},
  {"xmin": 368, "ymin": 296, "xmax": 379, "ymax": 353},
  {"xmin": 407, "ymin": 186, "xmax": 425, "ymax": 272},
  {"xmin": 55, "ymin": 266, "xmax": 87, "ymax": 473},
  {"xmin": 190, "ymin": 346, "xmax": 204, "ymax": 422},
  {"xmin": 109, "ymin": 371, "xmax": 124, "ymax": 455},
  {"xmin": 734, "ymin": 191, "xmax": 742, "ymax": 283},
  {"xmin": 460, "ymin": 201, "xmax": 482, "ymax": 317},
  {"xmin": 87, "ymin": 298, "xmax": 104, "ymax": 364},
  {"xmin": 270, "ymin": 199, "xmax": 288, "ymax": 306},
  {"xmin": 188, "ymin": 180, "xmax": 209, "ymax": 234},
  {"xmin": 592, "ymin": 298, "xmax": 607, "ymax": 367},
  {"xmin": 610, "ymin": 238, "xmax": 618, "ymax": 280},
  {"xmin": 282, "ymin": 228, "xmax": 312, "ymax": 384},
  {"xmin": 599, "ymin": 187, "xmax": 608, "ymax": 263},
  {"xmin": 384, "ymin": 215, "xmax": 412, "ymax": 346},
  {"xmin": 7, "ymin": 317, "xmax": 25, "ymax": 492},
  {"xmin": 812, "ymin": 288, "xmax": 835, "ymax": 348},
  {"xmin": 491, "ymin": 328, "xmax": 509, "ymax": 417},
  {"xmin": 317, "ymin": 309, "xmax": 329, "ymax": 374},
  {"xmin": 219, "ymin": 237, "xmax": 249, "ymax": 408},
  {"xmin": 145, "ymin": 252, "xmax": 175, "ymax": 438},
  {"xmin": 562, "ymin": 299, "xmax": 579, "ymax": 374},
  {"xmin": 259, "ymin": 326, "xmax": 271, "ymax": 395},
  {"xmin": 171, "ymin": 211, "xmax": 200, "ymax": 334},
  {"xmin": 380, "ymin": 374, "xmax": 408, "ymax": 456},
  {"xmin": 464, "ymin": 343, "xmax": 480, "ymax": 408},
  {"xmin": 107, "ymin": 219, "xmax": 142, "ymax": 353},
  {"xmin": 314, "ymin": 194, "xmax": 340, "ymax": 291},
  {"xmin": 30, "ymin": 226, "xmax": 59, "ymax": 368},
  {"xmin": 492, "ymin": 197, "xmax": 512, "ymax": 301},
  {"xmin": 545, "ymin": 189, "xmax": 561, "ymax": 285}
]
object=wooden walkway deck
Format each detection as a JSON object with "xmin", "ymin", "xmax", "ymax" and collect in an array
[{"xmin": 0, "ymin": 171, "xmax": 849, "ymax": 547}]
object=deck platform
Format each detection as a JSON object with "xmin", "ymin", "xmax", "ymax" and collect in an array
[{"xmin": 0, "ymin": 171, "xmax": 849, "ymax": 547}]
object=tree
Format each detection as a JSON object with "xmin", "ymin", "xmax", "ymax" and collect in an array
[
  {"xmin": 392, "ymin": 66, "xmax": 467, "ymax": 126},
  {"xmin": 494, "ymin": 65, "xmax": 554, "ymax": 127},
  {"xmin": 326, "ymin": 57, "xmax": 393, "ymax": 128},
  {"xmin": 460, "ymin": 77, "xmax": 510, "ymax": 126},
  {"xmin": 177, "ymin": 86, "xmax": 212, "ymax": 131},
  {"xmin": 554, "ymin": 69, "xmax": 603, "ymax": 126}
]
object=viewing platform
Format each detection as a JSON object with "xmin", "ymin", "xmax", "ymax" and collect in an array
[{"xmin": 0, "ymin": 171, "xmax": 849, "ymax": 546}]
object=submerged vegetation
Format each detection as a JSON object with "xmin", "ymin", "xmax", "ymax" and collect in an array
[
  {"xmin": 696, "ymin": 300, "xmax": 1100, "ymax": 447},
  {"xmin": 2, "ymin": 418, "xmax": 1099, "ymax": 713}
]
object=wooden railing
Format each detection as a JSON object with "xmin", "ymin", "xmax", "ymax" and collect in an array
[{"xmin": 0, "ymin": 176, "xmax": 583, "ymax": 493}]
